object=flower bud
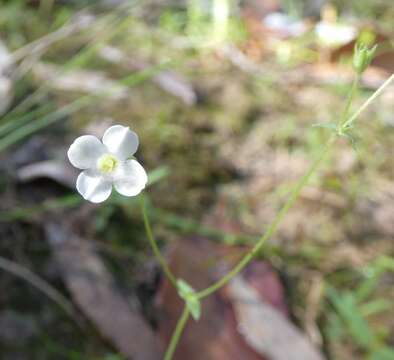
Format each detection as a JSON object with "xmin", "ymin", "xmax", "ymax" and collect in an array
[{"xmin": 353, "ymin": 42, "xmax": 377, "ymax": 74}]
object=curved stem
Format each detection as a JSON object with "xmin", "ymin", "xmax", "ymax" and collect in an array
[
  {"xmin": 0, "ymin": 255, "xmax": 78, "ymax": 323},
  {"xmin": 196, "ymin": 72, "xmax": 394, "ymax": 300},
  {"xmin": 160, "ymin": 71, "xmax": 393, "ymax": 359},
  {"xmin": 164, "ymin": 305, "xmax": 190, "ymax": 360},
  {"xmin": 196, "ymin": 134, "xmax": 336, "ymax": 299},
  {"xmin": 141, "ymin": 196, "xmax": 177, "ymax": 288}
]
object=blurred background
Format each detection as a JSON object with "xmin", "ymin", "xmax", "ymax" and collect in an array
[{"xmin": 0, "ymin": 0, "xmax": 393, "ymax": 359}]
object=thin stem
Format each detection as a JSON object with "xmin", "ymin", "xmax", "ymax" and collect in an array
[
  {"xmin": 0, "ymin": 255, "xmax": 78, "ymax": 324},
  {"xmin": 196, "ymin": 72, "xmax": 394, "ymax": 300},
  {"xmin": 196, "ymin": 134, "xmax": 336, "ymax": 299},
  {"xmin": 164, "ymin": 305, "xmax": 190, "ymax": 360},
  {"xmin": 160, "ymin": 72, "xmax": 394, "ymax": 359},
  {"xmin": 339, "ymin": 74, "xmax": 360, "ymax": 127},
  {"xmin": 343, "ymin": 73, "xmax": 394, "ymax": 129},
  {"xmin": 141, "ymin": 196, "xmax": 177, "ymax": 287}
]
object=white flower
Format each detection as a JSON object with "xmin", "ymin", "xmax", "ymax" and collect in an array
[
  {"xmin": 315, "ymin": 21, "xmax": 357, "ymax": 47},
  {"xmin": 263, "ymin": 12, "xmax": 307, "ymax": 38},
  {"xmin": 67, "ymin": 125, "xmax": 148, "ymax": 203}
]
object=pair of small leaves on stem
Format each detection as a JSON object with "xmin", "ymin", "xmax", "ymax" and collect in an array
[
  {"xmin": 176, "ymin": 122, "xmax": 359, "ymax": 323},
  {"xmin": 313, "ymin": 122, "xmax": 358, "ymax": 149},
  {"xmin": 177, "ymin": 122, "xmax": 357, "ymax": 324},
  {"xmin": 177, "ymin": 279, "xmax": 201, "ymax": 321}
]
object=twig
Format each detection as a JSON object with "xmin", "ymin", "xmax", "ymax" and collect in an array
[{"xmin": 0, "ymin": 255, "xmax": 79, "ymax": 325}]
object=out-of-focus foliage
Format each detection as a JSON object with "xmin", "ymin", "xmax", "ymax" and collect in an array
[{"xmin": 0, "ymin": 0, "xmax": 393, "ymax": 359}]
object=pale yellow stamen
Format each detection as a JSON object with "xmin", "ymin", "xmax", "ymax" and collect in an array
[{"xmin": 97, "ymin": 154, "xmax": 118, "ymax": 174}]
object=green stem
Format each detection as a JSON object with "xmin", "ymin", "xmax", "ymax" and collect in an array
[
  {"xmin": 161, "ymin": 71, "xmax": 394, "ymax": 360},
  {"xmin": 343, "ymin": 73, "xmax": 394, "ymax": 129},
  {"xmin": 196, "ymin": 134, "xmax": 336, "ymax": 299},
  {"xmin": 164, "ymin": 305, "xmax": 190, "ymax": 360},
  {"xmin": 141, "ymin": 196, "xmax": 177, "ymax": 288},
  {"xmin": 196, "ymin": 72, "xmax": 394, "ymax": 300},
  {"xmin": 339, "ymin": 74, "xmax": 360, "ymax": 127}
]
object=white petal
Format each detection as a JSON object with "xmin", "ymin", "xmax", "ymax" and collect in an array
[
  {"xmin": 67, "ymin": 135, "xmax": 106, "ymax": 169},
  {"xmin": 102, "ymin": 125, "xmax": 139, "ymax": 160},
  {"xmin": 114, "ymin": 160, "xmax": 148, "ymax": 197},
  {"xmin": 76, "ymin": 170, "xmax": 112, "ymax": 203}
]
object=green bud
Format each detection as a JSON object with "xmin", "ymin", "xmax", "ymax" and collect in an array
[
  {"xmin": 358, "ymin": 29, "xmax": 376, "ymax": 46},
  {"xmin": 353, "ymin": 42, "xmax": 377, "ymax": 74}
]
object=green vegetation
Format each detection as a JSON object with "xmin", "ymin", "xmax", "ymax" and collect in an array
[{"xmin": 0, "ymin": 0, "xmax": 393, "ymax": 359}]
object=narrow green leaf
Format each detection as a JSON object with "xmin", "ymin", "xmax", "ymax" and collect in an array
[
  {"xmin": 186, "ymin": 296, "xmax": 201, "ymax": 321},
  {"xmin": 327, "ymin": 288, "xmax": 374, "ymax": 348},
  {"xmin": 177, "ymin": 279, "xmax": 201, "ymax": 321}
]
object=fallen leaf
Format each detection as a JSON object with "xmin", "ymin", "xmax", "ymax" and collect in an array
[
  {"xmin": 99, "ymin": 46, "xmax": 197, "ymax": 105},
  {"xmin": 153, "ymin": 70, "xmax": 197, "ymax": 106},
  {"xmin": 45, "ymin": 221, "xmax": 161, "ymax": 360},
  {"xmin": 157, "ymin": 236, "xmax": 291, "ymax": 360},
  {"xmin": 0, "ymin": 39, "xmax": 13, "ymax": 115},
  {"xmin": 226, "ymin": 277, "xmax": 324, "ymax": 360},
  {"xmin": 17, "ymin": 160, "xmax": 77, "ymax": 188},
  {"xmin": 32, "ymin": 63, "xmax": 129, "ymax": 99}
]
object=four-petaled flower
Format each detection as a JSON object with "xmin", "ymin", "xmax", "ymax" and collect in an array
[{"xmin": 67, "ymin": 125, "xmax": 147, "ymax": 203}]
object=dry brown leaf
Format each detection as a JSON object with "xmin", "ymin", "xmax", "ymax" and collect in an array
[
  {"xmin": 157, "ymin": 236, "xmax": 292, "ymax": 360},
  {"xmin": 45, "ymin": 221, "xmax": 161, "ymax": 360},
  {"xmin": 226, "ymin": 277, "xmax": 324, "ymax": 360}
]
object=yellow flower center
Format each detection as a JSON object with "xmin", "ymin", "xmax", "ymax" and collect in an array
[{"xmin": 97, "ymin": 154, "xmax": 118, "ymax": 174}]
